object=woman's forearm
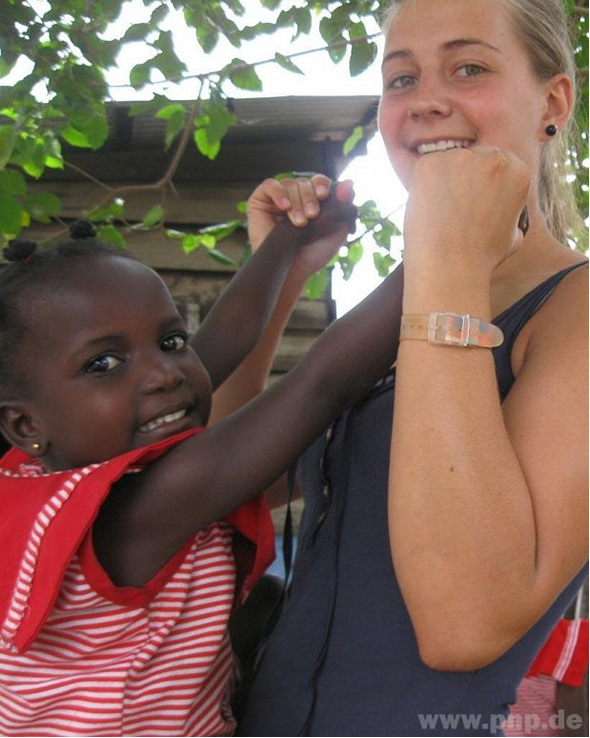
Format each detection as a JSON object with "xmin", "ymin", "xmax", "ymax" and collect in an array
[
  {"xmin": 390, "ymin": 336, "xmax": 536, "ymax": 669},
  {"xmin": 388, "ymin": 265, "xmax": 583, "ymax": 671}
]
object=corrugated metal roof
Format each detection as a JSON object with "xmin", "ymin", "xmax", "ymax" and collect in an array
[{"xmin": 104, "ymin": 95, "xmax": 379, "ymax": 150}]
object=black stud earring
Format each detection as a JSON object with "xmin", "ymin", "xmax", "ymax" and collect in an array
[{"xmin": 545, "ymin": 124, "xmax": 558, "ymax": 137}]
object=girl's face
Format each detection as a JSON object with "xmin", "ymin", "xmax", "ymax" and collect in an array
[
  {"xmin": 378, "ymin": 0, "xmax": 549, "ymax": 189},
  {"xmin": 18, "ymin": 257, "xmax": 212, "ymax": 471}
]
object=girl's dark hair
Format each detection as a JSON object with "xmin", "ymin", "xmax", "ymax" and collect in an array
[{"xmin": 0, "ymin": 222, "xmax": 135, "ymax": 396}]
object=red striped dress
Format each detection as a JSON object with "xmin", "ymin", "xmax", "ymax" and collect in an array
[{"xmin": 0, "ymin": 431, "xmax": 274, "ymax": 736}]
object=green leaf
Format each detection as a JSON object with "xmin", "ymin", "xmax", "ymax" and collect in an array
[
  {"xmin": 349, "ymin": 20, "xmax": 368, "ymax": 41},
  {"xmin": 150, "ymin": 4, "xmax": 169, "ymax": 25},
  {"xmin": 24, "ymin": 191, "xmax": 61, "ymax": 223},
  {"xmin": 343, "ymin": 125, "xmax": 364, "ymax": 156},
  {"xmin": 373, "ymin": 252, "xmax": 396, "ymax": 278},
  {"xmin": 0, "ymin": 168, "xmax": 26, "ymax": 196},
  {"xmin": 294, "ymin": 7, "xmax": 312, "ymax": 38},
  {"xmin": 97, "ymin": 224, "xmax": 126, "ymax": 248},
  {"xmin": 199, "ymin": 219, "xmax": 243, "ymax": 241},
  {"xmin": 157, "ymin": 104, "xmax": 186, "ymax": 150},
  {"xmin": 0, "ymin": 55, "xmax": 17, "ymax": 80},
  {"xmin": 196, "ymin": 20, "xmax": 219, "ymax": 53},
  {"xmin": 328, "ymin": 41, "xmax": 347, "ymax": 65},
  {"xmin": 0, "ymin": 126, "xmax": 17, "ymax": 170},
  {"xmin": 61, "ymin": 124, "xmax": 93, "ymax": 148},
  {"xmin": 347, "ymin": 239, "xmax": 364, "ymax": 265},
  {"xmin": 129, "ymin": 61, "xmax": 152, "ymax": 89},
  {"xmin": 304, "ymin": 269, "xmax": 329, "ymax": 299},
  {"xmin": 88, "ymin": 199, "xmax": 125, "ymax": 222},
  {"xmin": 156, "ymin": 103, "xmax": 186, "ymax": 121},
  {"xmin": 69, "ymin": 111, "xmax": 108, "ymax": 150},
  {"xmin": 193, "ymin": 101, "xmax": 236, "ymax": 160},
  {"xmin": 319, "ymin": 16, "xmax": 342, "ymax": 44},
  {"xmin": 228, "ymin": 59, "xmax": 263, "ymax": 91},
  {"xmin": 350, "ymin": 40, "xmax": 378, "ymax": 77},
  {"xmin": 154, "ymin": 47, "xmax": 186, "ymax": 81},
  {"xmin": 122, "ymin": 22, "xmax": 152, "ymax": 42},
  {"xmin": 373, "ymin": 219, "xmax": 402, "ymax": 250},
  {"xmin": 140, "ymin": 204, "xmax": 164, "ymax": 228},
  {"xmin": 200, "ymin": 233, "xmax": 216, "ymax": 249},
  {"xmin": 180, "ymin": 231, "xmax": 219, "ymax": 252},
  {"xmin": 207, "ymin": 248, "xmax": 235, "ymax": 265},
  {"xmin": 182, "ymin": 233, "xmax": 201, "ymax": 253},
  {"xmin": 14, "ymin": 136, "xmax": 46, "ymax": 178},
  {"xmin": 194, "ymin": 128, "xmax": 221, "ymax": 160},
  {"xmin": 165, "ymin": 228, "xmax": 185, "ymax": 240},
  {"xmin": 0, "ymin": 191, "xmax": 23, "ymax": 235},
  {"xmin": 274, "ymin": 53, "xmax": 304, "ymax": 75},
  {"xmin": 42, "ymin": 134, "xmax": 63, "ymax": 169}
]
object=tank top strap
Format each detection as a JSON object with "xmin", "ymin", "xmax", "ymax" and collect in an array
[{"xmin": 493, "ymin": 261, "xmax": 588, "ymax": 399}]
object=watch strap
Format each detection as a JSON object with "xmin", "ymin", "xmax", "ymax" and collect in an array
[{"xmin": 400, "ymin": 313, "xmax": 504, "ymax": 348}]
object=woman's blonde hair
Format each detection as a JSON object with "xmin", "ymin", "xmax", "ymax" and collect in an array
[{"xmin": 382, "ymin": 0, "xmax": 585, "ymax": 246}]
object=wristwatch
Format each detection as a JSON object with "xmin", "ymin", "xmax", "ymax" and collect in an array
[{"xmin": 400, "ymin": 312, "xmax": 504, "ymax": 348}]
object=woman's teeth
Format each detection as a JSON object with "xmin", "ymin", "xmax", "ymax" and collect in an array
[
  {"xmin": 416, "ymin": 140, "xmax": 470, "ymax": 155},
  {"xmin": 140, "ymin": 409, "xmax": 187, "ymax": 432}
]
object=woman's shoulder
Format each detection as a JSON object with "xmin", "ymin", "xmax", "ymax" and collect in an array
[
  {"xmin": 508, "ymin": 253, "xmax": 587, "ymax": 380},
  {"xmin": 533, "ymin": 256, "xmax": 588, "ymax": 324},
  {"xmin": 518, "ymin": 256, "xmax": 587, "ymax": 369}
]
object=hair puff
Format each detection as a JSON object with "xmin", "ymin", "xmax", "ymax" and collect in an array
[
  {"xmin": 69, "ymin": 219, "xmax": 97, "ymax": 240},
  {"xmin": 3, "ymin": 239, "xmax": 38, "ymax": 263}
]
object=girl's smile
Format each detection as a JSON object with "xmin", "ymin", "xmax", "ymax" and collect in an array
[{"xmin": 18, "ymin": 257, "xmax": 212, "ymax": 470}]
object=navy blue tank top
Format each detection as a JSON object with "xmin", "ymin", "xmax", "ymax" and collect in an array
[{"xmin": 238, "ymin": 263, "xmax": 588, "ymax": 737}]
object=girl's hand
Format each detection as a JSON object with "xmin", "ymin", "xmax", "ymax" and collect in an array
[
  {"xmin": 403, "ymin": 145, "xmax": 531, "ymax": 278},
  {"xmin": 247, "ymin": 174, "xmax": 356, "ymax": 279}
]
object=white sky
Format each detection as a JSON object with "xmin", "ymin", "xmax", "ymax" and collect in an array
[{"xmin": 7, "ymin": 0, "xmax": 409, "ymax": 314}]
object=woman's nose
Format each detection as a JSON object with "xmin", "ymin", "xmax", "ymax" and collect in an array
[{"xmin": 408, "ymin": 81, "xmax": 452, "ymax": 120}]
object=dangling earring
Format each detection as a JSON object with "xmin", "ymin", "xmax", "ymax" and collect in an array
[
  {"xmin": 545, "ymin": 124, "xmax": 558, "ymax": 137},
  {"xmin": 31, "ymin": 442, "xmax": 41, "ymax": 452}
]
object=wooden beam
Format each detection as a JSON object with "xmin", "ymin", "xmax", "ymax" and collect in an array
[{"xmin": 50, "ymin": 140, "xmax": 348, "ymax": 185}]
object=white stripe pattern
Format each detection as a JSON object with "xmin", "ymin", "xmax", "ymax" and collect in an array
[
  {"xmin": 553, "ymin": 619, "xmax": 580, "ymax": 682},
  {"xmin": 0, "ymin": 465, "xmax": 98, "ymax": 650},
  {"xmin": 0, "ymin": 523, "xmax": 238, "ymax": 736}
]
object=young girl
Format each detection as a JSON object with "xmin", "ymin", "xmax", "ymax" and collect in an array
[{"xmin": 0, "ymin": 192, "xmax": 410, "ymax": 737}]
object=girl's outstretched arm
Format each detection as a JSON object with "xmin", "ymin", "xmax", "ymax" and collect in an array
[
  {"xmin": 209, "ymin": 176, "xmax": 349, "ymax": 427},
  {"xmin": 190, "ymin": 181, "xmax": 355, "ymax": 392}
]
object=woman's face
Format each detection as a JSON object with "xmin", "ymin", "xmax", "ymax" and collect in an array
[{"xmin": 378, "ymin": 0, "xmax": 548, "ymax": 189}]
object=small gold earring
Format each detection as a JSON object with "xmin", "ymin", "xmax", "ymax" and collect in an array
[{"xmin": 31, "ymin": 442, "xmax": 41, "ymax": 452}]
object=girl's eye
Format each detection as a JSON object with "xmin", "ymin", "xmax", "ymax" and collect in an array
[
  {"xmin": 161, "ymin": 333, "xmax": 187, "ymax": 352},
  {"xmin": 387, "ymin": 74, "xmax": 416, "ymax": 90},
  {"xmin": 456, "ymin": 63, "xmax": 486, "ymax": 78},
  {"xmin": 84, "ymin": 355, "xmax": 122, "ymax": 374}
]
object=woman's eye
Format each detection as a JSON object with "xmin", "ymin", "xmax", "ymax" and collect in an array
[
  {"xmin": 161, "ymin": 333, "xmax": 187, "ymax": 352},
  {"xmin": 456, "ymin": 63, "xmax": 486, "ymax": 78},
  {"xmin": 387, "ymin": 74, "xmax": 416, "ymax": 90},
  {"xmin": 84, "ymin": 355, "xmax": 122, "ymax": 374}
]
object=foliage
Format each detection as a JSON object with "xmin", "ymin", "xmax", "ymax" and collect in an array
[{"xmin": 0, "ymin": 0, "xmax": 587, "ymax": 298}]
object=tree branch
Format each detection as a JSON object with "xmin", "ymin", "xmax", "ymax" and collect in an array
[{"xmin": 108, "ymin": 31, "xmax": 382, "ymax": 90}]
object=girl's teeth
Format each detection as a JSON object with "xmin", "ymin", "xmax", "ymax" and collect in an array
[
  {"xmin": 140, "ymin": 409, "xmax": 186, "ymax": 432},
  {"xmin": 417, "ymin": 140, "xmax": 469, "ymax": 155}
]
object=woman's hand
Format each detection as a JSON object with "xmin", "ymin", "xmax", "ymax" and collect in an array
[
  {"xmin": 247, "ymin": 174, "xmax": 356, "ymax": 280},
  {"xmin": 403, "ymin": 145, "xmax": 531, "ymax": 278}
]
